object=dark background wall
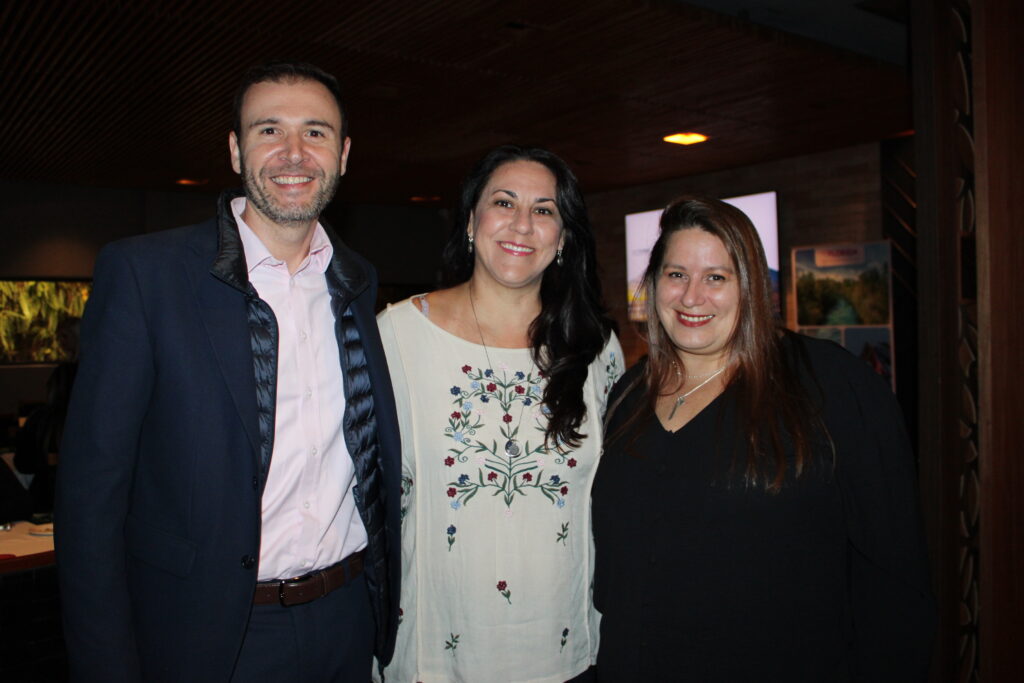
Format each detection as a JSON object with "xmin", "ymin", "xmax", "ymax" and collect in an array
[{"xmin": 0, "ymin": 141, "xmax": 882, "ymax": 412}]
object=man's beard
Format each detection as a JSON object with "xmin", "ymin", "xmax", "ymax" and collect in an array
[{"xmin": 240, "ymin": 158, "xmax": 339, "ymax": 226}]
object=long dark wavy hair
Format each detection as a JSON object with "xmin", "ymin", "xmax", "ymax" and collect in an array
[
  {"xmin": 609, "ymin": 195, "xmax": 828, "ymax": 491},
  {"xmin": 442, "ymin": 144, "xmax": 615, "ymax": 449}
]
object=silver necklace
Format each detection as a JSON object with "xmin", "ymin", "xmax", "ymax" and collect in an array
[
  {"xmin": 468, "ymin": 288, "xmax": 532, "ymax": 457},
  {"xmin": 667, "ymin": 365, "xmax": 726, "ymax": 420},
  {"xmin": 681, "ymin": 366, "xmax": 724, "ymax": 379}
]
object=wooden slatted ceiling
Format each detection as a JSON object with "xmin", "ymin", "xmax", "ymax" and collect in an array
[{"xmin": 0, "ymin": 0, "xmax": 909, "ymax": 205}]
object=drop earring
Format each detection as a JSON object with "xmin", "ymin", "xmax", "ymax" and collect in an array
[
  {"xmin": 556, "ymin": 247, "xmax": 563, "ymax": 267},
  {"xmin": 467, "ymin": 233, "xmax": 474, "ymax": 255}
]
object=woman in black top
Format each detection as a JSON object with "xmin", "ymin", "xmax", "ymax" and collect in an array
[{"xmin": 592, "ymin": 196, "xmax": 934, "ymax": 681}]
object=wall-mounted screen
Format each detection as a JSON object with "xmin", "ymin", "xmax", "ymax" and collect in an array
[
  {"xmin": 0, "ymin": 280, "xmax": 90, "ymax": 364},
  {"xmin": 624, "ymin": 191, "xmax": 779, "ymax": 320}
]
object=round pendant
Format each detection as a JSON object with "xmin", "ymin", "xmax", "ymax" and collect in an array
[{"xmin": 504, "ymin": 440, "xmax": 521, "ymax": 457}]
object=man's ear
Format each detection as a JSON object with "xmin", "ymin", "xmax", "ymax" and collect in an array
[
  {"xmin": 339, "ymin": 136, "xmax": 352, "ymax": 176},
  {"xmin": 228, "ymin": 131, "xmax": 241, "ymax": 175}
]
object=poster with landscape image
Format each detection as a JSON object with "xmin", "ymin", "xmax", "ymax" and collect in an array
[{"xmin": 793, "ymin": 242, "xmax": 894, "ymax": 388}]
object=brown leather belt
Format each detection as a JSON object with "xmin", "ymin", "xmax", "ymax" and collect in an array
[{"xmin": 253, "ymin": 550, "xmax": 364, "ymax": 607}]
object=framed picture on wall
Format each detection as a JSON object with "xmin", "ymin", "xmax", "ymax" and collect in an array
[
  {"xmin": 0, "ymin": 279, "xmax": 91, "ymax": 364},
  {"xmin": 791, "ymin": 241, "xmax": 895, "ymax": 389}
]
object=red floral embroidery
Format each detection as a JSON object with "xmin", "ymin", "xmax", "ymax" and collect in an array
[
  {"xmin": 486, "ymin": 382, "xmax": 497, "ymax": 392},
  {"xmin": 444, "ymin": 456, "xmax": 455, "ymax": 467},
  {"xmin": 461, "ymin": 365, "xmax": 472, "ymax": 373},
  {"xmin": 522, "ymin": 473, "xmax": 533, "ymax": 482},
  {"xmin": 567, "ymin": 458, "xmax": 577, "ymax": 468},
  {"xmin": 450, "ymin": 411, "xmax": 461, "ymax": 420},
  {"xmin": 560, "ymin": 486, "xmax": 568, "ymax": 496},
  {"xmin": 487, "ymin": 472, "xmax": 498, "ymax": 481},
  {"xmin": 514, "ymin": 385, "xmax": 525, "ymax": 394},
  {"xmin": 447, "ymin": 487, "xmax": 457, "ymax": 498},
  {"xmin": 502, "ymin": 414, "xmax": 513, "ymax": 423},
  {"xmin": 496, "ymin": 580, "xmax": 512, "ymax": 604}
]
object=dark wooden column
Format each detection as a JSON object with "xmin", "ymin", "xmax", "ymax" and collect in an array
[
  {"xmin": 974, "ymin": 0, "xmax": 1024, "ymax": 679},
  {"xmin": 911, "ymin": 0, "xmax": 977, "ymax": 681},
  {"xmin": 913, "ymin": 0, "xmax": 1023, "ymax": 680}
]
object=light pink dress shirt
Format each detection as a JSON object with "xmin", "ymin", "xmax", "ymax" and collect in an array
[{"xmin": 231, "ymin": 197, "xmax": 367, "ymax": 581}]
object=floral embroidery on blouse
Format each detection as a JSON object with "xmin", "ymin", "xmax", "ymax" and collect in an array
[
  {"xmin": 445, "ymin": 365, "xmax": 571, "ymax": 508},
  {"xmin": 399, "ymin": 475, "xmax": 414, "ymax": 522}
]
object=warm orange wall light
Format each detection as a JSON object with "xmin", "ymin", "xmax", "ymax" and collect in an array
[{"xmin": 663, "ymin": 132, "xmax": 708, "ymax": 145}]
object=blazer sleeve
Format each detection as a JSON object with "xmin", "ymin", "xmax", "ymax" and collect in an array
[
  {"xmin": 55, "ymin": 242, "xmax": 154, "ymax": 682},
  {"xmin": 833, "ymin": 352, "xmax": 937, "ymax": 682}
]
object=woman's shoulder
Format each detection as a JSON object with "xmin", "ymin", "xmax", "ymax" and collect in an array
[
  {"xmin": 781, "ymin": 331, "xmax": 894, "ymax": 402},
  {"xmin": 377, "ymin": 294, "xmax": 429, "ymax": 319},
  {"xmin": 376, "ymin": 296, "xmax": 431, "ymax": 343}
]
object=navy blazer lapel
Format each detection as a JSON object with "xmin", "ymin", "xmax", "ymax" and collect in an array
[
  {"xmin": 186, "ymin": 201, "xmax": 263, "ymax": 465},
  {"xmin": 196, "ymin": 275, "xmax": 262, "ymax": 462}
]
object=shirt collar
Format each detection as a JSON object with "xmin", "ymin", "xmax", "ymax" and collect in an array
[{"xmin": 231, "ymin": 196, "xmax": 334, "ymax": 276}]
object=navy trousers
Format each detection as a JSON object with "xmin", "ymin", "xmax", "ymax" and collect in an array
[{"xmin": 230, "ymin": 573, "xmax": 375, "ymax": 682}]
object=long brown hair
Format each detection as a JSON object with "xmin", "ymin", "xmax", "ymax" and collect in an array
[
  {"xmin": 443, "ymin": 145, "xmax": 615, "ymax": 449},
  {"xmin": 609, "ymin": 195, "xmax": 827, "ymax": 491}
]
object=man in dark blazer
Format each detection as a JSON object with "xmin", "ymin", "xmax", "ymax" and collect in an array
[{"xmin": 55, "ymin": 62, "xmax": 400, "ymax": 682}]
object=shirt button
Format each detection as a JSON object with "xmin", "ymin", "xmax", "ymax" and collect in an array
[
  {"xmin": 251, "ymin": 476, "xmax": 259, "ymax": 490},
  {"xmin": 304, "ymin": 388, "xmax": 312, "ymax": 399},
  {"xmin": 303, "ymin": 501, "xmax": 310, "ymax": 509},
  {"xmin": 311, "ymin": 447, "xmax": 318, "ymax": 456},
  {"xmin": 299, "ymin": 331, "xmax": 308, "ymax": 340},
  {"xmin": 240, "ymin": 555, "xmax": 256, "ymax": 570}
]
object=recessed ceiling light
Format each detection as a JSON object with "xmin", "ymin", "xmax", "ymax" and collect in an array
[
  {"xmin": 663, "ymin": 132, "xmax": 709, "ymax": 145},
  {"xmin": 410, "ymin": 195, "xmax": 441, "ymax": 203},
  {"xmin": 175, "ymin": 178, "xmax": 208, "ymax": 186}
]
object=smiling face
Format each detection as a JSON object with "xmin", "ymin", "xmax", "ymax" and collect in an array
[
  {"xmin": 228, "ymin": 78, "xmax": 350, "ymax": 230},
  {"xmin": 468, "ymin": 160, "xmax": 564, "ymax": 292},
  {"xmin": 654, "ymin": 227, "xmax": 740, "ymax": 366}
]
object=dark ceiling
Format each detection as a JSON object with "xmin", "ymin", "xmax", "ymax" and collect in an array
[{"xmin": 0, "ymin": 0, "xmax": 911, "ymax": 206}]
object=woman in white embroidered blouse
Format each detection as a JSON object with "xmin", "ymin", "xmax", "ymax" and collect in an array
[{"xmin": 377, "ymin": 145, "xmax": 621, "ymax": 682}]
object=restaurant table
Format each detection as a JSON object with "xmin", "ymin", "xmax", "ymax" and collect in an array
[
  {"xmin": 0, "ymin": 522, "xmax": 55, "ymax": 572},
  {"xmin": 0, "ymin": 521, "xmax": 66, "ymax": 682}
]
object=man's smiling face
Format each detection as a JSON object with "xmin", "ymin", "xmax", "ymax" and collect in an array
[{"xmin": 229, "ymin": 78, "xmax": 350, "ymax": 229}]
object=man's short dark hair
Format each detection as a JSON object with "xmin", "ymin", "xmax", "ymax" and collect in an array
[{"xmin": 233, "ymin": 61, "xmax": 348, "ymax": 139}]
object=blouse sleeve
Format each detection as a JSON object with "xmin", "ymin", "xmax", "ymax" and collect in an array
[
  {"xmin": 831, "ymin": 350, "xmax": 936, "ymax": 681},
  {"xmin": 376, "ymin": 304, "xmax": 416, "ymax": 484},
  {"xmin": 594, "ymin": 331, "xmax": 624, "ymax": 419}
]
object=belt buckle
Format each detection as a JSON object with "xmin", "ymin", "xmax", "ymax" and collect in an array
[{"xmin": 277, "ymin": 574, "xmax": 310, "ymax": 607}]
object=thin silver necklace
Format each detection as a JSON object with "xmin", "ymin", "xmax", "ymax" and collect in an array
[
  {"xmin": 468, "ymin": 287, "xmax": 532, "ymax": 457},
  {"xmin": 667, "ymin": 365, "xmax": 726, "ymax": 420}
]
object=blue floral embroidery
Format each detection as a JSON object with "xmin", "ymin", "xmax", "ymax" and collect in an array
[
  {"xmin": 450, "ymin": 386, "xmax": 461, "ymax": 395},
  {"xmin": 447, "ymin": 525, "xmax": 456, "ymax": 551}
]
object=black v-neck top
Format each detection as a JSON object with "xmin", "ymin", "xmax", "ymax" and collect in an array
[{"xmin": 592, "ymin": 335, "xmax": 934, "ymax": 682}]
